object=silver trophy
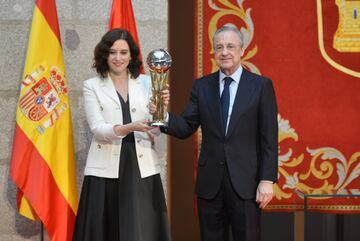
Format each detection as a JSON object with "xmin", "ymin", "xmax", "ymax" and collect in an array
[{"xmin": 147, "ymin": 49, "xmax": 172, "ymax": 126}]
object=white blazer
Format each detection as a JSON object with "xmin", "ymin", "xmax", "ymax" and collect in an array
[{"xmin": 83, "ymin": 74, "xmax": 166, "ymax": 178}]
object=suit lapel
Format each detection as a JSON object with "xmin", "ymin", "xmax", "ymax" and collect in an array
[
  {"xmin": 205, "ymin": 72, "xmax": 225, "ymax": 134},
  {"xmin": 227, "ymin": 69, "xmax": 255, "ymax": 136},
  {"xmin": 100, "ymin": 76, "xmax": 121, "ymax": 107}
]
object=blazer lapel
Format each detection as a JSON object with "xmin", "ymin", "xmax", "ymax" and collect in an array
[
  {"xmin": 227, "ymin": 69, "xmax": 255, "ymax": 136},
  {"xmin": 128, "ymin": 75, "xmax": 145, "ymax": 120},
  {"xmin": 100, "ymin": 76, "xmax": 121, "ymax": 107}
]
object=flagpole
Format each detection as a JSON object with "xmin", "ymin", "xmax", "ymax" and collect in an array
[{"xmin": 40, "ymin": 222, "xmax": 44, "ymax": 241}]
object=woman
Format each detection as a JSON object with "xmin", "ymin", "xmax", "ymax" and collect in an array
[{"xmin": 73, "ymin": 29, "xmax": 171, "ymax": 241}]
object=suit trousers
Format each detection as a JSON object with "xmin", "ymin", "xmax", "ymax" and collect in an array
[{"xmin": 197, "ymin": 165, "xmax": 261, "ymax": 241}]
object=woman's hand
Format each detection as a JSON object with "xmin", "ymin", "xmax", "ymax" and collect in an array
[
  {"xmin": 113, "ymin": 120, "xmax": 154, "ymax": 136},
  {"xmin": 130, "ymin": 120, "xmax": 154, "ymax": 132}
]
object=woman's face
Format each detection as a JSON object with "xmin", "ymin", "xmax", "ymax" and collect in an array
[{"xmin": 107, "ymin": 39, "xmax": 131, "ymax": 76}]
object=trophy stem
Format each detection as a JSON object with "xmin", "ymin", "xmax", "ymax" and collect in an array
[{"xmin": 150, "ymin": 70, "xmax": 166, "ymax": 126}]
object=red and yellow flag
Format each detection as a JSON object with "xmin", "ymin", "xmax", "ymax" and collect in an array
[
  {"xmin": 10, "ymin": 0, "xmax": 78, "ymax": 240},
  {"xmin": 109, "ymin": 0, "xmax": 144, "ymax": 73}
]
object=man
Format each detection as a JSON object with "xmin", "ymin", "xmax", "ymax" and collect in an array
[{"xmin": 161, "ymin": 25, "xmax": 278, "ymax": 241}]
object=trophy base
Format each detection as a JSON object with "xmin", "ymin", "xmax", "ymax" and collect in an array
[{"xmin": 149, "ymin": 121, "xmax": 167, "ymax": 127}]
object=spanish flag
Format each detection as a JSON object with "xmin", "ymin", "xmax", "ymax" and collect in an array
[
  {"xmin": 10, "ymin": 0, "xmax": 78, "ymax": 240},
  {"xmin": 109, "ymin": 0, "xmax": 144, "ymax": 73}
]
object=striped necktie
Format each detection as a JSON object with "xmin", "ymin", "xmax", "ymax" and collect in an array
[{"xmin": 221, "ymin": 77, "xmax": 233, "ymax": 134}]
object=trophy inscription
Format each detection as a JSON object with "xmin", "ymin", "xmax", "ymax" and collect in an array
[{"xmin": 147, "ymin": 49, "xmax": 172, "ymax": 126}]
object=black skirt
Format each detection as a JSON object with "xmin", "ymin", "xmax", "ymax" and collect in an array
[{"xmin": 73, "ymin": 93, "xmax": 171, "ymax": 241}]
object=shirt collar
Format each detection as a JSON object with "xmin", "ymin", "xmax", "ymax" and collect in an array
[{"xmin": 219, "ymin": 65, "xmax": 243, "ymax": 84}]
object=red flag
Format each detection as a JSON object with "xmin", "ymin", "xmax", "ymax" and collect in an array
[
  {"xmin": 109, "ymin": 0, "xmax": 144, "ymax": 73},
  {"xmin": 194, "ymin": 0, "xmax": 360, "ymax": 213},
  {"xmin": 10, "ymin": 0, "xmax": 78, "ymax": 240}
]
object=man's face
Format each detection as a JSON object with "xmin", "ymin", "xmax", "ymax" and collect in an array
[{"xmin": 214, "ymin": 31, "xmax": 244, "ymax": 75}]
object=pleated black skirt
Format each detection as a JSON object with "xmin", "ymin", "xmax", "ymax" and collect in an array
[{"xmin": 73, "ymin": 93, "xmax": 171, "ymax": 241}]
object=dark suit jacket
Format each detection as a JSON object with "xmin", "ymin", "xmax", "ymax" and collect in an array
[{"xmin": 162, "ymin": 68, "xmax": 278, "ymax": 199}]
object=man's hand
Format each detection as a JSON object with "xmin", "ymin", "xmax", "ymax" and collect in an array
[
  {"xmin": 161, "ymin": 84, "xmax": 170, "ymax": 108},
  {"xmin": 149, "ymin": 84, "xmax": 170, "ymax": 116},
  {"xmin": 256, "ymin": 181, "xmax": 274, "ymax": 209}
]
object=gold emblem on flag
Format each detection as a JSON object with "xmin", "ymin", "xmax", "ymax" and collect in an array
[
  {"xmin": 316, "ymin": 0, "xmax": 360, "ymax": 77},
  {"xmin": 334, "ymin": 0, "xmax": 360, "ymax": 52},
  {"xmin": 19, "ymin": 65, "xmax": 69, "ymax": 134}
]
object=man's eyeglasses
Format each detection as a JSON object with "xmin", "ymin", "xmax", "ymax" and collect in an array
[{"xmin": 214, "ymin": 44, "xmax": 240, "ymax": 53}]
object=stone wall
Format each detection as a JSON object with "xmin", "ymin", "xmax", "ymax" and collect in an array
[{"xmin": 0, "ymin": 0, "xmax": 168, "ymax": 240}]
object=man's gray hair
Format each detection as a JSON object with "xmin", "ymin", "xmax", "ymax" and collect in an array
[{"xmin": 213, "ymin": 25, "xmax": 244, "ymax": 48}]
